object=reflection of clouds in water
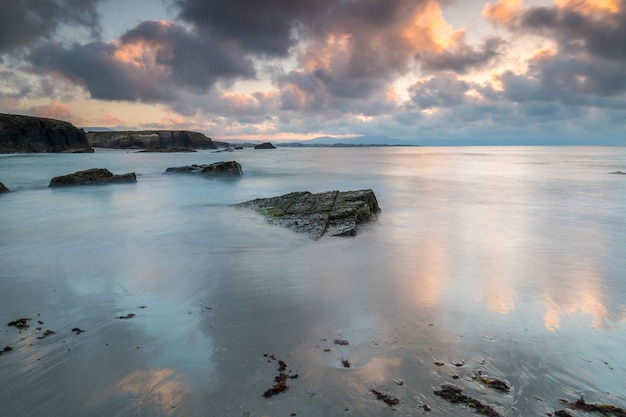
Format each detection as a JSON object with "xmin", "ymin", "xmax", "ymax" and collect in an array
[
  {"xmin": 542, "ymin": 261, "xmax": 609, "ymax": 331},
  {"xmin": 353, "ymin": 356, "xmax": 403, "ymax": 385},
  {"xmin": 118, "ymin": 368, "xmax": 187, "ymax": 414}
]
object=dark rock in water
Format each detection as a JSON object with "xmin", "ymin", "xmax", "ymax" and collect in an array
[
  {"xmin": 165, "ymin": 161, "xmax": 243, "ymax": 177},
  {"xmin": 87, "ymin": 130, "xmax": 218, "ymax": 150},
  {"xmin": 236, "ymin": 189, "xmax": 380, "ymax": 239},
  {"xmin": 49, "ymin": 168, "xmax": 137, "ymax": 187},
  {"xmin": 254, "ymin": 142, "xmax": 276, "ymax": 149},
  {"xmin": 610, "ymin": 171, "xmax": 626, "ymax": 175},
  {"xmin": 0, "ymin": 182, "xmax": 9, "ymax": 193},
  {"xmin": 0, "ymin": 113, "xmax": 93, "ymax": 153}
]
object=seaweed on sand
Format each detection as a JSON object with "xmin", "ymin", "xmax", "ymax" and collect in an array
[
  {"xmin": 434, "ymin": 383, "xmax": 502, "ymax": 417},
  {"xmin": 262, "ymin": 354, "xmax": 299, "ymax": 398},
  {"xmin": 472, "ymin": 371, "xmax": 511, "ymax": 393},
  {"xmin": 371, "ymin": 389, "xmax": 400, "ymax": 407},
  {"xmin": 559, "ymin": 397, "xmax": 626, "ymax": 417}
]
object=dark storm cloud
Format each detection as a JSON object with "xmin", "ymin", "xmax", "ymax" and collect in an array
[
  {"xmin": 408, "ymin": 74, "xmax": 470, "ymax": 108},
  {"xmin": 28, "ymin": 41, "xmax": 170, "ymax": 101},
  {"xmin": 496, "ymin": 52, "xmax": 626, "ymax": 104},
  {"xmin": 120, "ymin": 21, "xmax": 255, "ymax": 90},
  {"xmin": 171, "ymin": 0, "xmax": 335, "ymax": 56},
  {"xmin": 171, "ymin": 0, "xmax": 431, "ymax": 69},
  {"xmin": 519, "ymin": 3, "xmax": 626, "ymax": 60},
  {"xmin": 0, "ymin": 0, "xmax": 103, "ymax": 54},
  {"xmin": 26, "ymin": 21, "xmax": 256, "ymax": 102},
  {"xmin": 417, "ymin": 37, "xmax": 503, "ymax": 74}
]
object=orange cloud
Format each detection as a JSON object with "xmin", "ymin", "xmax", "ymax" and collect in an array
[
  {"xmin": 98, "ymin": 113, "xmax": 123, "ymax": 125},
  {"xmin": 482, "ymin": 0, "xmax": 524, "ymax": 25},
  {"xmin": 555, "ymin": 0, "xmax": 620, "ymax": 14},
  {"xmin": 403, "ymin": 0, "xmax": 465, "ymax": 51},
  {"xmin": 113, "ymin": 21, "xmax": 174, "ymax": 68},
  {"xmin": 29, "ymin": 102, "xmax": 73, "ymax": 120}
]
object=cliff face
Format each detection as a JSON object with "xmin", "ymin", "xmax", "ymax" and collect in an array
[
  {"xmin": 87, "ymin": 130, "xmax": 218, "ymax": 149},
  {"xmin": 0, "ymin": 113, "xmax": 92, "ymax": 153}
]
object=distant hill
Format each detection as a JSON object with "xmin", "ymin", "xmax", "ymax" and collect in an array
[
  {"xmin": 296, "ymin": 135, "xmax": 415, "ymax": 146},
  {"xmin": 83, "ymin": 127, "xmax": 115, "ymax": 132}
]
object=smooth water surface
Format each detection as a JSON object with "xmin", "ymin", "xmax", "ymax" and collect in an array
[{"xmin": 1, "ymin": 147, "xmax": 626, "ymax": 416}]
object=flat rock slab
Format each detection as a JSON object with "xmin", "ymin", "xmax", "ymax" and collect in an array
[
  {"xmin": 236, "ymin": 189, "xmax": 380, "ymax": 239},
  {"xmin": 164, "ymin": 161, "xmax": 243, "ymax": 177},
  {"xmin": 49, "ymin": 168, "xmax": 137, "ymax": 187}
]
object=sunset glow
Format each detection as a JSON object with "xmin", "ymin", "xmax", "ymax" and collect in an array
[{"xmin": 0, "ymin": 0, "xmax": 624, "ymax": 144}]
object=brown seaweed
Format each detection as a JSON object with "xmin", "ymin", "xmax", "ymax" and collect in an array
[
  {"xmin": 434, "ymin": 383, "xmax": 502, "ymax": 417},
  {"xmin": 473, "ymin": 371, "xmax": 511, "ymax": 393},
  {"xmin": 371, "ymin": 389, "xmax": 400, "ymax": 407},
  {"xmin": 559, "ymin": 397, "xmax": 626, "ymax": 417}
]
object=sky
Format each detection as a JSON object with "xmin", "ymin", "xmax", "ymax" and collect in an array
[{"xmin": 0, "ymin": 0, "xmax": 625, "ymax": 145}]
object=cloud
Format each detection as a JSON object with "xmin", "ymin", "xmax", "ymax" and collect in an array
[
  {"xmin": 172, "ymin": 0, "xmax": 335, "ymax": 56},
  {"xmin": 28, "ymin": 40, "xmax": 172, "ymax": 101},
  {"xmin": 26, "ymin": 102, "xmax": 73, "ymax": 120},
  {"xmin": 26, "ymin": 20, "xmax": 256, "ymax": 102},
  {"xmin": 408, "ymin": 74, "xmax": 471, "ymax": 108},
  {"xmin": 0, "ymin": 0, "xmax": 103, "ymax": 54},
  {"xmin": 417, "ymin": 36, "xmax": 503, "ymax": 73},
  {"xmin": 485, "ymin": 0, "xmax": 626, "ymax": 61}
]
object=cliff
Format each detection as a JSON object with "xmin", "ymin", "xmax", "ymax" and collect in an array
[
  {"xmin": 87, "ymin": 130, "xmax": 219, "ymax": 150},
  {"xmin": 0, "ymin": 113, "xmax": 92, "ymax": 153}
]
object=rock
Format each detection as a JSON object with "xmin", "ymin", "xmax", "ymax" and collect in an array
[
  {"xmin": 254, "ymin": 142, "xmax": 276, "ymax": 149},
  {"xmin": 87, "ymin": 130, "xmax": 218, "ymax": 150},
  {"xmin": 0, "ymin": 182, "xmax": 9, "ymax": 193},
  {"xmin": 0, "ymin": 113, "xmax": 93, "ymax": 153},
  {"xmin": 164, "ymin": 161, "xmax": 243, "ymax": 177},
  {"xmin": 49, "ymin": 168, "xmax": 137, "ymax": 187},
  {"xmin": 235, "ymin": 189, "xmax": 380, "ymax": 239}
]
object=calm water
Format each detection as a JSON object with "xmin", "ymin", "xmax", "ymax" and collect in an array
[{"xmin": 1, "ymin": 146, "xmax": 625, "ymax": 416}]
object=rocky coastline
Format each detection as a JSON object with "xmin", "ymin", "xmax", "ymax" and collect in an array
[
  {"xmin": 87, "ymin": 130, "xmax": 224, "ymax": 150},
  {"xmin": 0, "ymin": 113, "xmax": 92, "ymax": 153}
]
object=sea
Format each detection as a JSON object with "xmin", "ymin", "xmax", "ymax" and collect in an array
[{"xmin": 1, "ymin": 146, "xmax": 625, "ymax": 416}]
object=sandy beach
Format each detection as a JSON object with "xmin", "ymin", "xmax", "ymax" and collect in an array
[{"xmin": 2, "ymin": 147, "xmax": 626, "ymax": 416}]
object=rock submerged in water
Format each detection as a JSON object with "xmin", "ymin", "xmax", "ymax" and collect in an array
[
  {"xmin": 254, "ymin": 142, "xmax": 276, "ymax": 149},
  {"xmin": 164, "ymin": 161, "xmax": 243, "ymax": 177},
  {"xmin": 236, "ymin": 189, "xmax": 380, "ymax": 239},
  {"xmin": 49, "ymin": 168, "xmax": 137, "ymax": 187}
]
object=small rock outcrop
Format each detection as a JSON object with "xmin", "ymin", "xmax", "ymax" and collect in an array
[
  {"xmin": 236, "ymin": 189, "xmax": 380, "ymax": 239},
  {"xmin": 0, "ymin": 182, "xmax": 9, "ymax": 193},
  {"xmin": 254, "ymin": 142, "xmax": 276, "ymax": 149},
  {"xmin": 164, "ymin": 161, "xmax": 243, "ymax": 177},
  {"xmin": 0, "ymin": 113, "xmax": 93, "ymax": 153},
  {"xmin": 87, "ymin": 130, "xmax": 218, "ymax": 150},
  {"xmin": 49, "ymin": 168, "xmax": 137, "ymax": 187}
]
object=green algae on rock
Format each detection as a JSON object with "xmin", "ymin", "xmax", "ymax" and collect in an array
[{"xmin": 235, "ymin": 189, "xmax": 380, "ymax": 239}]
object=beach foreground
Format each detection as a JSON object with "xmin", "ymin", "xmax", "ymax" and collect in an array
[{"xmin": 1, "ymin": 147, "xmax": 625, "ymax": 416}]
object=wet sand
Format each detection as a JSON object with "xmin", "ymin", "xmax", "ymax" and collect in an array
[{"xmin": 2, "ymin": 147, "xmax": 626, "ymax": 416}]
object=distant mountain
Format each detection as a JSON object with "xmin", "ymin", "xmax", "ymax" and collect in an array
[
  {"xmin": 83, "ymin": 127, "xmax": 115, "ymax": 132},
  {"xmin": 300, "ymin": 135, "xmax": 414, "ymax": 146}
]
